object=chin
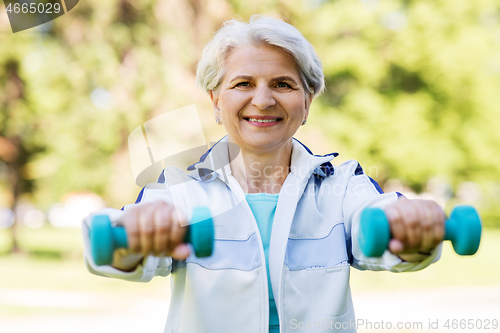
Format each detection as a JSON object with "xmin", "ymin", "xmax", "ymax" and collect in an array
[{"xmin": 246, "ymin": 136, "xmax": 286, "ymax": 150}]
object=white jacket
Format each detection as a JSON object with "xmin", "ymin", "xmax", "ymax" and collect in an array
[{"xmin": 82, "ymin": 136, "xmax": 441, "ymax": 333}]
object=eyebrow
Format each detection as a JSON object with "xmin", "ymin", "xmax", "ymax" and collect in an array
[{"xmin": 229, "ymin": 75, "xmax": 299, "ymax": 85}]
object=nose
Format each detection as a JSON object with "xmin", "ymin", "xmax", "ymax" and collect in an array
[{"xmin": 251, "ymin": 86, "xmax": 275, "ymax": 110}]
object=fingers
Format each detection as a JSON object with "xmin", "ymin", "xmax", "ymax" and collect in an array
[
  {"xmin": 121, "ymin": 207, "xmax": 141, "ymax": 253},
  {"xmin": 385, "ymin": 198, "xmax": 420, "ymax": 253},
  {"xmin": 385, "ymin": 199, "xmax": 445, "ymax": 255},
  {"xmin": 171, "ymin": 243, "xmax": 191, "ymax": 260},
  {"xmin": 430, "ymin": 202, "xmax": 446, "ymax": 249},
  {"xmin": 417, "ymin": 201, "xmax": 438, "ymax": 252},
  {"xmin": 166, "ymin": 208, "xmax": 187, "ymax": 255},
  {"xmin": 138, "ymin": 205, "xmax": 156, "ymax": 256},
  {"xmin": 120, "ymin": 201, "xmax": 189, "ymax": 258},
  {"xmin": 153, "ymin": 205, "xmax": 172, "ymax": 256},
  {"xmin": 388, "ymin": 239, "xmax": 404, "ymax": 254}
]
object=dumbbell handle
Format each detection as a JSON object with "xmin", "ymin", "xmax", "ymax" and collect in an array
[
  {"xmin": 359, "ymin": 205, "xmax": 482, "ymax": 257},
  {"xmin": 90, "ymin": 206, "xmax": 214, "ymax": 266}
]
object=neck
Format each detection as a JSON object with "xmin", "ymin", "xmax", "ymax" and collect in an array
[{"xmin": 229, "ymin": 139, "xmax": 292, "ymax": 194}]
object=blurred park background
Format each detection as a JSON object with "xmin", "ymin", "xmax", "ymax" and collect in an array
[{"xmin": 1, "ymin": 0, "xmax": 499, "ymax": 332}]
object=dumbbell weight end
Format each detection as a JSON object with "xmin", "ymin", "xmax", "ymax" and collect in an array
[
  {"xmin": 445, "ymin": 206, "xmax": 482, "ymax": 256},
  {"xmin": 359, "ymin": 208, "xmax": 391, "ymax": 258}
]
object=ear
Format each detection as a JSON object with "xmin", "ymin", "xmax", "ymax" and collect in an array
[
  {"xmin": 304, "ymin": 92, "xmax": 313, "ymax": 120},
  {"xmin": 210, "ymin": 90, "xmax": 221, "ymax": 119}
]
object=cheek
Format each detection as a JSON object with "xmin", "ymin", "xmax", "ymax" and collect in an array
[
  {"xmin": 287, "ymin": 97, "xmax": 307, "ymax": 118},
  {"xmin": 220, "ymin": 93, "xmax": 245, "ymax": 117}
]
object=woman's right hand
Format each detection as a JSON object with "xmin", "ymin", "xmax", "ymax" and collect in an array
[{"xmin": 111, "ymin": 201, "xmax": 190, "ymax": 271}]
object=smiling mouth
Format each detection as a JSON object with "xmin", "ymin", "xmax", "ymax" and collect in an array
[{"xmin": 243, "ymin": 117, "xmax": 282, "ymax": 123}]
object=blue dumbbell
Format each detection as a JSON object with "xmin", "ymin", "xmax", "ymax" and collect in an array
[
  {"xmin": 90, "ymin": 206, "xmax": 214, "ymax": 266},
  {"xmin": 359, "ymin": 205, "xmax": 482, "ymax": 257}
]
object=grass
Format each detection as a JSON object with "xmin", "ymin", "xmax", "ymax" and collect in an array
[
  {"xmin": 0, "ymin": 225, "xmax": 171, "ymax": 319},
  {"xmin": 0, "ymin": 253, "xmax": 171, "ymax": 293},
  {"xmin": 0, "ymin": 254, "xmax": 172, "ymax": 319}
]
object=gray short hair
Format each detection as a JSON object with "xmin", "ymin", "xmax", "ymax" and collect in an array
[{"xmin": 195, "ymin": 15, "xmax": 325, "ymax": 97}]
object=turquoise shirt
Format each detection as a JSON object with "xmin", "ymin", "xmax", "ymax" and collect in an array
[{"xmin": 245, "ymin": 193, "xmax": 280, "ymax": 333}]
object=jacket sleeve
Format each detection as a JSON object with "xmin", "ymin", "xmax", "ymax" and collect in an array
[
  {"xmin": 341, "ymin": 160, "xmax": 442, "ymax": 272},
  {"xmin": 81, "ymin": 177, "xmax": 176, "ymax": 282}
]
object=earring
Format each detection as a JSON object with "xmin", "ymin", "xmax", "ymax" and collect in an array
[
  {"xmin": 216, "ymin": 119, "xmax": 221, "ymax": 125},
  {"xmin": 302, "ymin": 119, "xmax": 307, "ymax": 125}
]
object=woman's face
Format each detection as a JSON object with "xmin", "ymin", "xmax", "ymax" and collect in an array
[{"xmin": 210, "ymin": 44, "xmax": 313, "ymax": 153}]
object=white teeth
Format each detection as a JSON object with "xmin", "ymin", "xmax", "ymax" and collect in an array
[{"xmin": 247, "ymin": 118, "xmax": 279, "ymax": 123}]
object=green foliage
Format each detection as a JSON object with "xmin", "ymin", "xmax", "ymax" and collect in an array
[{"xmin": 301, "ymin": 0, "xmax": 500, "ymax": 186}]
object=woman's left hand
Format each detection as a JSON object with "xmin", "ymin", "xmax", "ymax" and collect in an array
[{"xmin": 384, "ymin": 198, "xmax": 446, "ymax": 261}]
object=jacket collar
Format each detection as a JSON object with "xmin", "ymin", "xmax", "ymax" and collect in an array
[{"xmin": 186, "ymin": 136, "xmax": 339, "ymax": 183}]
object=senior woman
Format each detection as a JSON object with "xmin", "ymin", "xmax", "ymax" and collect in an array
[{"xmin": 83, "ymin": 16, "xmax": 445, "ymax": 333}]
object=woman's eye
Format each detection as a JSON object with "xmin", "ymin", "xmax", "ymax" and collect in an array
[
  {"xmin": 276, "ymin": 82, "xmax": 291, "ymax": 88},
  {"xmin": 235, "ymin": 82, "xmax": 250, "ymax": 87}
]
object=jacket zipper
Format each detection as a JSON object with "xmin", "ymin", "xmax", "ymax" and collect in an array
[{"xmin": 226, "ymin": 175, "xmax": 270, "ymax": 333}]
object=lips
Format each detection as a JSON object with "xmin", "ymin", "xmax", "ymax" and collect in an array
[
  {"xmin": 243, "ymin": 116, "xmax": 282, "ymax": 123},
  {"xmin": 243, "ymin": 116, "xmax": 282, "ymax": 127},
  {"xmin": 246, "ymin": 118, "xmax": 280, "ymax": 123}
]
